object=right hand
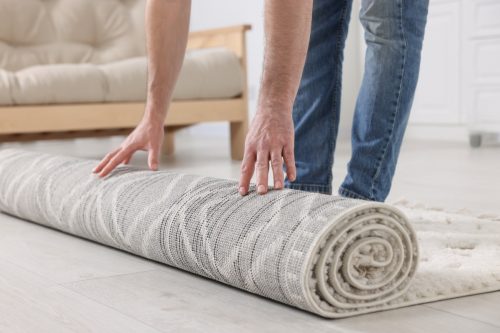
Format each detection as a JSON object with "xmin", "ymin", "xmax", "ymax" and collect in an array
[
  {"xmin": 93, "ymin": 116, "xmax": 165, "ymax": 178},
  {"xmin": 238, "ymin": 107, "xmax": 296, "ymax": 196}
]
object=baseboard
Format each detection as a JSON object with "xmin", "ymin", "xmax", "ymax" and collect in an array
[{"xmin": 405, "ymin": 124, "xmax": 469, "ymax": 142}]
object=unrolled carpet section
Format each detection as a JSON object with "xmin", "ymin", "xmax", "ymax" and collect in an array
[{"xmin": 0, "ymin": 149, "xmax": 419, "ymax": 317}]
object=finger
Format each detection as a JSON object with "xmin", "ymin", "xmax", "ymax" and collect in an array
[
  {"xmin": 270, "ymin": 150, "xmax": 284, "ymax": 190},
  {"xmin": 123, "ymin": 154, "xmax": 132, "ymax": 165},
  {"xmin": 116, "ymin": 146, "xmax": 135, "ymax": 166},
  {"xmin": 98, "ymin": 148, "xmax": 133, "ymax": 178},
  {"xmin": 148, "ymin": 145, "xmax": 160, "ymax": 171},
  {"xmin": 283, "ymin": 145, "xmax": 296, "ymax": 182},
  {"xmin": 255, "ymin": 150, "xmax": 270, "ymax": 195},
  {"xmin": 93, "ymin": 149, "xmax": 120, "ymax": 173},
  {"xmin": 238, "ymin": 150, "xmax": 256, "ymax": 196}
]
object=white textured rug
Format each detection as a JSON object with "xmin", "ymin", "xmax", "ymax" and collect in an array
[
  {"xmin": 392, "ymin": 200, "xmax": 500, "ymax": 305},
  {"xmin": 0, "ymin": 149, "xmax": 499, "ymax": 318}
]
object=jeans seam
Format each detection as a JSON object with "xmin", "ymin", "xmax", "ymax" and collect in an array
[
  {"xmin": 325, "ymin": 0, "xmax": 349, "ymax": 187},
  {"xmin": 286, "ymin": 183, "xmax": 331, "ymax": 188},
  {"xmin": 369, "ymin": 0, "xmax": 408, "ymax": 199},
  {"xmin": 285, "ymin": 183, "xmax": 332, "ymax": 194},
  {"xmin": 338, "ymin": 187, "xmax": 371, "ymax": 201}
]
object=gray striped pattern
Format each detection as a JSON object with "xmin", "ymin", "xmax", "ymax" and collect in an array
[{"xmin": 0, "ymin": 149, "xmax": 418, "ymax": 317}]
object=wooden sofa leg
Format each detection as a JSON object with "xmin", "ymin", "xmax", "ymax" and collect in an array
[
  {"xmin": 230, "ymin": 120, "xmax": 247, "ymax": 160},
  {"xmin": 162, "ymin": 131, "xmax": 175, "ymax": 156}
]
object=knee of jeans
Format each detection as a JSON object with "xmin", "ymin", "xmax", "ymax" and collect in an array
[{"xmin": 359, "ymin": 0, "xmax": 403, "ymax": 46}]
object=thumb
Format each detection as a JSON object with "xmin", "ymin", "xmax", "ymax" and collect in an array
[{"xmin": 148, "ymin": 146, "xmax": 160, "ymax": 171}]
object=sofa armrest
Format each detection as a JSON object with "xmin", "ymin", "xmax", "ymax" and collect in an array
[
  {"xmin": 187, "ymin": 24, "xmax": 251, "ymax": 60},
  {"xmin": 189, "ymin": 25, "xmax": 251, "ymax": 39}
]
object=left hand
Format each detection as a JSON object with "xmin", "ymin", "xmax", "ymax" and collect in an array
[{"xmin": 93, "ymin": 116, "xmax": 165, "ymax": 177}]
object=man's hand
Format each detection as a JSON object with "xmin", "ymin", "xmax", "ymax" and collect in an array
[
  {"xmin": 93, "ymin": 115, "xmax": 164, "ymax": 177},
  {"xmin": 239, "ymin": 108, "xmax": 296, "ymax": 196},
  {"xmin": 238, "ymin": 0, "xmax": 312, "ymax": 196},
  {"xmin": 93, "ymin": 0, "xmax": 190, "ymax": 178}
]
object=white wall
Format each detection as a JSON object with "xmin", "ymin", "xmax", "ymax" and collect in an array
[
  {"xmin": 404, "ymin": 0, "xmax": 500, "ymax": 144},
  {"xmin": 189, "ymin": 0, "xmax": 362, "ymax": 141}
]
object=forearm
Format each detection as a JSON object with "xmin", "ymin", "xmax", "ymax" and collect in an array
[
  {"xmin": 259, "ymin": 0, "xmax": 313, "ymax": 114},
  {"xmin": 144, "ymin": 0, "xmax": 191, "ymax": 123}
]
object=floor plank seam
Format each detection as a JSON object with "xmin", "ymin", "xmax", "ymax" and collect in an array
[
  {"xmin": 58, "ymin": 268, "xmax": 162, "ymax": 285},
  {"xmin": 423, "ymin": 304, "xmax": 500, "ymax": 328},
  {"xmin": 1, "ymin": 255, "xmax": 59, "ymax": 285},
  {"xmin": 62, "ymin": 284, "xmax": 164, "ymax": 333}
]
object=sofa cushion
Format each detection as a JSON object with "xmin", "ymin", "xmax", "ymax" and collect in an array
[
  {"xmin": 0, "ymin": 0, "xmax": 244, "ymax": 105},
  {"xmin": 0, "ymin": 48, "xmax": 244, "ymax": 105},
  {"xmin": 0, "ymin": 70, "xmax": 12, "ymax": 105},
  {"xmin": 8, "ymin": 64, "xmax": 106, "ymax": 105},
  {"xmin": 0, "ymin": 0, "xmax": 146, "ymax": 71},
  {"xmin": 173, "ymin": 48, "xmax": 244, "ymax": 101}
]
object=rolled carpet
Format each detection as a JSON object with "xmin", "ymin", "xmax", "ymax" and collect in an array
[{"xmin": 0, "ymin": 149, "xmax": 418, "ymax": 318}]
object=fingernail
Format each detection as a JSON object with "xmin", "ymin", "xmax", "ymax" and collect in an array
[
  {"xmin": 257, "ymin": 185, "xmax": 266, "ymax": 194},
  {"xmin": 239, "ymin": 187, "xmax": 246, "ymax": 195},
  {"xmin": 274, "ymin": 181, "xmax": 282, "ymax": 189}
]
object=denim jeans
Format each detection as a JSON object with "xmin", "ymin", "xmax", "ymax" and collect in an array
[{"xmin": 284, "ymin": 0, "xmax": 429, "ymax": 202}]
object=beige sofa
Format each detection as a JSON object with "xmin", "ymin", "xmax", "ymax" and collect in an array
[{"xmin": 0, "ymin": 0, "xmax": 250, "ymax": 159}]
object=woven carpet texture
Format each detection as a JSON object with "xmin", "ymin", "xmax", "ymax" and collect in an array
[{"xmin": 0, "ymin": 149, "xmax": 420, "ymax": 317}]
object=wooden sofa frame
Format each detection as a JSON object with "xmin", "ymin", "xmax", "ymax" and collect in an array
[{"xmin": 0, "ymin": 25, "xmax": 251, "ymax": 160}]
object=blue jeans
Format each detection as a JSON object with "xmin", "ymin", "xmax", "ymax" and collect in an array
[{"xmin": 284, "ymin": 0, "xmax": 429, "ymax": 202}]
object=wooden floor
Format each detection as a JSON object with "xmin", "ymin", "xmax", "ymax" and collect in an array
[{"xmin": 1, "ymin": 133, "xmax": 499, "ymax": 333}]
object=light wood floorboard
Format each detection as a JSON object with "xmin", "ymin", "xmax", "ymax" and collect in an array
[{"xmin": 0, "ymin": 259, "xmax": 160, "ymax": 333}]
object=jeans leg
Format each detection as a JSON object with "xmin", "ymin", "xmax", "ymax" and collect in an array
[
  {"xmin": 339, "ymin": 0, "xmax": 429, "ymax": 202},
  {"xmin": 284, "ymin": 0, "xmax": 353, "ymax": 195}
]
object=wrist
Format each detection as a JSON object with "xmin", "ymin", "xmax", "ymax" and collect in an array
[
  {"xmin": 144, "ymin": 89, "xmax": 170, "ymax": 123},
  {"xmin": 142, "ymin": 106, "xmax": 166, "ymax": 127},
  {"xmin": 259, "ymin": 74, "xmax": 297, "ymax": 108},
  {"xmin": 256, "ymin": 98, "xmax": 293, "ymax": 119}
]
